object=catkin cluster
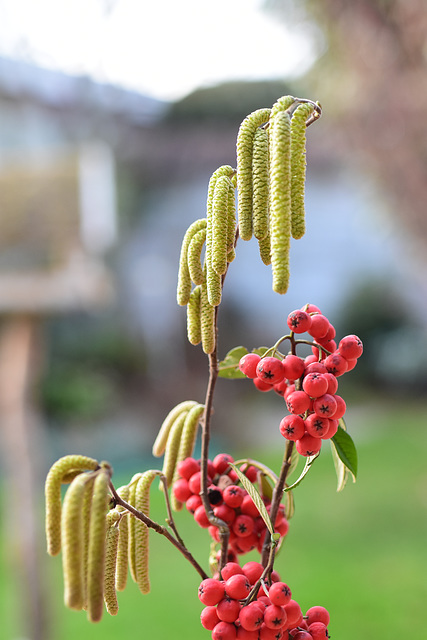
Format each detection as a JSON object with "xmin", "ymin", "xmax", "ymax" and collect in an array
[
  {"xmin": 45, "ymin": 455, "xmax": 165, "ymax": 621},
  {"xmin": 236, "ymin": 96, "xmax": 319, "ymax": 294},
  {"xmin": 152, "ymin": 399, "xmax": 205, "ymax": 510},
  {"xmin": 177, "ymin": 166, "xmax": 237, "ymax": 354}
]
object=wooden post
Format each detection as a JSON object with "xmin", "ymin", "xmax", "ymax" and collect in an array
[{"xmin": 0, "ymin": 315, "xmax": 50, "ymax": 640}]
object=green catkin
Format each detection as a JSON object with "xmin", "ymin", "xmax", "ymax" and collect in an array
[
  {"xmin": 236, "ymin": 108, "xmax": 271, "ymax": 241},
  {"xmin": 127, "ymin": 473, "xmax": 142, "ymax": 584},
  {"xmin": 134, "ymin": 470, "xmax": 159, "ymax": 594},
  {"xmin": 187, "ymin": 228, "xmax": 207, "ymax": 285},
  {"xmin": 211, "ymin": 175, "xmax": 230, "ymax": 276},
  {"xmin": 161, "ymin": 411, "xmax": 187, "ymax": 487},
  {"xmin": 290, "ymin": 102, "xmax": 315, "ymax": 239},
  {"xmin": 177, "ymin": 218, "xmax": 207, "ymax": 306},
  {"xmin": 206, "ymin": 262, "xmax": 222, "ymax": 307},
  {"xmin": 227, "ymin": 181, "xmax": 237, "ymax": 259},
  {"xmin": 81, "ymin": 474, "xmax": 97, "ymax": 609},
  {"xmin": 187, "ymin": 284, "xmax": 202, "ymax": 345},
  {"xmin": 252, "ymin": 126, "xmax": 270, "ymax": 240},
  {"xmin": 269, "ymin": 110, "xmax": 292, "ymax": 294},
  {"xmin": 45, "ymin": 454, "xmax": 99, "ymax": 557},
  {"xmin": 61, "ymin": 471, "xmax": 96, "ymax": 611},
  {"xmin": 86, "ymin": 469, "xmax": 111, "ymax": 623},
  {"xmin": 152, "ymin": 400, "xmax": 198, "ymax": 457},
  {"xmin": 270, "ymin": 95, "xmax": 296, "ymax": 120},
  {"xmin": 171, "ymin": 403, "xmax": 205, "ymax": 511},
  {"xmin": 258, "ymin": 232, "xmax": 272, "ymax": 265},
  {"xmin": 200, "ymin": 277, "xmax": 216, "ymax": 354},
  {"xmin": 103, "ymin": 511, "xmax": 120, "ymax": 616},
  {"xmin": 114, "ymin": 485, "xmax": 130, "ymax": 592}
]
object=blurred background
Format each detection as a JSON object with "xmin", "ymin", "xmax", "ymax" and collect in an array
[{"xmin": 0, "ymin": 0, "xmax": 426, "ymax": 639}]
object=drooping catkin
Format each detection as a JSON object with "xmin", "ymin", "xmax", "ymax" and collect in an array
[
  {"xmin": 103, "ymin": 511, "xmax": 120, "ymax": 616},
  {"xmin": 81, "ymin": 473, "xmax": 97, "ymax": 609},
  {"xmin": 270, "ymin": 95, "xmax": 296, "ymax": 120},
  {"xmin": 227, "ymin": 180, "xmax": 237, "ymax": 258},
  {"xmin": 114, "ymin": 485, "xmax": 130, "ymax": 592},
  {"xmin": 171, "ymin": 403, "xmax": 205, "ymax": 511},
  {"xmin": 290, "ymin": 102, "xmax": 314, "ymax": 239},
  {"xmin": 45, "ymin": 455, "xmax": 99, "ymax": 557},
  {"xmin": 252, "ymin": 126, "xmax": 270, "ymax": 241},
  {"xmin": 127, "ymin": 473, "xmax": 142, "ymax": 584},
  {"xmin": 152, "ymin": 400, "xmax": 198, "ymax": 457},
  {"xmin": 134, "ymin": 470, "xmax": 159, "ymax": 594},
  {"xmin": 86, "ymin": 468, "xmax": 111, "ymax": 623},
  {"xmin": 161, "ymin": 411, "xmax": 187, "ymax": 487},
  {"xmin": 269, "ymin": 110, "xmax": 292, "ymax": 294},
  {"xmin": 177, "ymin": 218, "xmax": 207, "ymax": 306},
  {"xmin": 187, "ymin": 284, "xmax": 202, "ymax": 345},
  {"xmin": 258, "ymin": 232, "xmax": 272, "ymax": 266},
  {"xmin": 61, "ymin": 471, "xmax": 96, "ymax": 610},
  {"xmin": 236, "ymin": 108, "xmax": 271, "ymax": 241},
  {"xmin": 200, "ymin": 277, "xmax": 216, "ymax": 354},
  {"xmin": 211, "ymin": 175, "xmax": 230, "ymax": 276},
  {"xmin": 187, "ymin": 228, "xmax": 207, "ymax": 285}
]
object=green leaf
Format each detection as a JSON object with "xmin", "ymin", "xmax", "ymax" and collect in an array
[
  {"xmin": 228, "ymin": 463, "xmax": 275, "ymax": 536},
  {"xmin": 282, "ymin": 487, "xmax": 295, "ymax": 520},
  {"xmin": 217, "ymin": 346, "xmax": 270, "ymax": 379},
  {"xmin": 331, "ymin": 424, "xmax": 358, "ymax": 479},
  {"xmin": 331, "ymin": 439, "xmax": 349, "ymax": 492},
  {"xmin": 284, "ymin": 454, "xmax": 318, "ymax": 491},
  {"xmin": 218, "ymin": 346, "xmax": 248, "ymax": 379}
]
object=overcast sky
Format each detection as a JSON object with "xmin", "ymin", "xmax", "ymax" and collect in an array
[{"xmin": 0, "ymin": 0, "xmax": 319, "ymax": 101}]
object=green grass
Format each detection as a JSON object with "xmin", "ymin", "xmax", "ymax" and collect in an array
[{"xmin": 2, "ymin": 399, "xmax": 427, "ymax": 639}]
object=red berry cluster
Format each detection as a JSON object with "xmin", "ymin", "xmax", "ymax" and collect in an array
[
  {"xmin": 173, "ymin": 454, "xmax": 289, "ymax": 556},
  {"xmin": 238, "ymin": 304, "xmax": 363, "ymax": 457},
  {"xmin": 198, "ymin": 561, "xmax": 330, "ymax": 640}
]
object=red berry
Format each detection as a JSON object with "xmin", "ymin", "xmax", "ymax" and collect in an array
[
  {"xmin": 324, "ymin": 324, "xmax": 336, "ymax": 341},
  {"xmin": 283, "ymin": 600, "xmax": 302, "ymax": 628},
  {"xmin": 240, "ymin": 494, "xmax": 259, "ymax": 518},
  {"xmin": 186, "ymin": 494, "xmax": 202, "ymax": 514},
  {"xmin": 286, "ymin": 390, "xmax": 311, "ymax": 415},
  {"xmin": 323, "ymin": 353, "xmax": 348, "ymax": 377},
  {"xmin": 214, "ymin": 504, "xmax": 237, "ymax": 526},
  {"xmin": 221, "ymin": 562, "xmax": 244, "ymax": 580},
  {"xmin": 217, "ymin": 597, "xmax": 241, "ymax": 623},
  {"xmin": 223, "ymin": 485, "xmax": 245, "ymax": 508},
  {"xmin": 275, "ymin": 517, "xmax": 289, "ymax": 537},
  {"xmin": 305, "ymin": 414, "xmax": 330, "ymax": 438},
  {"xmin": 338, "ymin": 334, "xmax": 363, "ymax": 360},
  {"xmin": 256, "ymin": 357, "xmax": 285, "ymax": 385},
  {"xmin": 313, "ymin": 393, "xmax": 337, "ymax": 418},
  {"xmin": 295, "ymin": 433, "xmax": 323, "ymax": 457},
  {"xmin": 242, "ymin": 561, "xmax": 264, "ymax": 585},
  {"xmin": 263, "ymin": 604, "xmax": 287, "ymax": 629},
  {"xmin": 194, "ymin": 504, "xmax": 210, "ymax": 528},
  {"xmin": 172, "ymin": 477, "xmax": 192, "ymax": 502},
  {"xmin": 282, "ymin": 354, "xmax": 305, "ymax": 381},
  {"xmin": 212, "ymin": 620, "xmax": 237, "ymax": 640},
  {"xmin": 236, "ymin": 627, "xmax": 259, "ymax": 639},
  {"xmin": 241, "ymin": 464, "xmax": 258, "ymax": 482},
  {"xmin": 287, "ymin": 310, "xmax": 312, "ymax": 334},
  {"xmin": 198, "ymin": 578, "xmax": 225, "ymax": 606},
  {"xmin": 259, "ymin": 624, "xmax": 284, "ymax": 640},
  {"xmin": 345, "ymin": 357, "xmax": 357, "ymax": 371},
  {"xmin": 239, "ymin": 353, "xmax": 261, "ymax": 378},
  {"xmin": 303, "ymin": 303, "xmax": 322, "ymax": 314},
  {"xmin": 232, "ymin": 514, "xmax": 255, "ymax": 538},
  {"xmin": 201, "ymin": 605, "xmax": 220, "ymax": 630},
  {"xmin": 304, "ymin": 361, "xmax": 327, "ymax": 375},
  {"xmin": 239, "ymin": 601, "xmax": 265, "ymax": 631},
  {"xmin": 268, "ymin": 582, "xmax": 291, "ymax": 606},
  {"xmin": 323, "ymin": 372, "xmax": 338, "ymax": 395},
  {"xmin": 279, "ymin": 414, "xmax": 305, "ymax": 441},
  {"xmin": 322, "ymin": 418, "xmax": 338, "ymax": 439},
  {"xmin": 308, "ymin": 314, "xmax": 330, "ymax": 339},
  {"xmin": 305, "ymin": 606, "xmax": 330, "ymax": 627},
  {"xmin": 292, "ymin": 632, "xmax": 312, "ymax": 640},
  {"xmin": 308, "ymin": 621, "xmax": 329, "ymax": 640},
  {"xmin": 213, "ymin": 453, "xmax": 234, "ymax": 475},
  {"xmin": 273, "ymin": 379, "xmax": 289, "ymax": 397},
  {"xmin": 253, "ymin": 377, "xmax": 274, "ymax": 392},
  {"xmin": 329, "ymin": 394, "xmax": 346, "ymax": 420},
  {"xmin": 208, "ymin": 485, "xmax": 223, "ymax": 505},
  {"xmin": 177, "ymin": 456, "xmax": 200, "ymax": 480},
  {"xmin": 302, "ymin": 372, "xmax": 328, "ymax": 398},
  {"xmin": 189, "ymin": 470, "xmax": 210, "ymax": 494},
  {"xmin": 225, "ymin": 573, "xmax": 251, "ymax": 599}
]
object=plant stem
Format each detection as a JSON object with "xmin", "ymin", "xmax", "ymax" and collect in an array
[
  {"xmin": 261, "ymin": 441, "xmax": 295, "ymax": 566},
  {"xmin": 109, "ymin": 480, "xmax": 209, "ymax": 580}
]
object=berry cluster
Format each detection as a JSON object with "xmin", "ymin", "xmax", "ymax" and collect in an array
[
  {"xmin": 173, "ymin": 454, "xmax": 289, "ymax": 556},
  {"xmin": 238, "ymin": 304, "xmax": 363, "ymax": 457},
  {"xmin": 198, "ymin": 561, "xmax": 330, "ymax": 640}
]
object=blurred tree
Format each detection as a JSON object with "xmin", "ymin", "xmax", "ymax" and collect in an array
[{"xmin": 266, "ymin": 0, "xmax": 427, "ymax": 250}]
